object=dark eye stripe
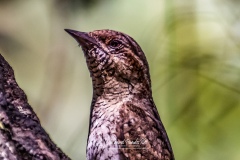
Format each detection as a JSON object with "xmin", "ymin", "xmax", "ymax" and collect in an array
[{"xmin": 108, "ymin": 40, "xmax": 123, "ymax": 49}]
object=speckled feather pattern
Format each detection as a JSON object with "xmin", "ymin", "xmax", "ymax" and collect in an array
[
  {"xmin": 66, "ymin": 29, "xmax": 174, "ymax": 160},
  {"xmin": 0, "ymin": 54, "xmax": 70, "ymax": 160}
]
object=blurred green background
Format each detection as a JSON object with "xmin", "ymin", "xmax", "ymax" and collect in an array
[{"xmin": 0, "ymin": 0, "xmax": 240, "ymax": 159}]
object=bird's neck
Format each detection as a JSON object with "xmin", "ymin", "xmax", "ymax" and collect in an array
[
  {"xmin": 87, "ymin": 72, "xmax": 156, "ymax": 159},
  {"xmin": 91, "ymin": 76, "xmax": 151, "ymax": 100}
]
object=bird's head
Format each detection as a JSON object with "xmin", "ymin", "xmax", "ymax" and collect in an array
[{"xmin": 65, "ymin": 29, "xmax": 151, "ymax": 97}]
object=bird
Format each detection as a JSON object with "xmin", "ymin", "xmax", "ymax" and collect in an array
[
  {"xmin": 0, "ymin": 54, "xmax": 70, "ymax": 160},
  {"xmin": 65, "ymin": 29, "xmax": 174, "ymax": 160}
]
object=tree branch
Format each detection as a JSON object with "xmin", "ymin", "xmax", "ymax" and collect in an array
[{"xmin": 0, "ymin": 54, "xmax": 70, "ymax": 160}]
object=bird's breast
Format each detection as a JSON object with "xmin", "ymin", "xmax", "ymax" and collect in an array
[{"xmin": 86, "ymin": 98, "xmax": 129, "ymax": 160}]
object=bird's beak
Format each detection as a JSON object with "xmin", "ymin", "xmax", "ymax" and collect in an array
[{"xmin": 64, "ymin": 29, "xmax": 98, "ymax": 48}]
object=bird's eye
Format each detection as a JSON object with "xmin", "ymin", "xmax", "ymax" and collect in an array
[{"xmin": 109, "ymin": 40, "xmax": 122, "ymax": 49}]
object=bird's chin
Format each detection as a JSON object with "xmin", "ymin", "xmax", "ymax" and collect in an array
[
  {"xmin": 80, "ymin": 48, "xmax": 93, "ymax": 59},
  {"xmin": 79, "ymin": 43, "xmax": 93, "ymax": 51},
  {"xmin": 81, "ymin": 47, "xmax": 88, "ymax": 54}
]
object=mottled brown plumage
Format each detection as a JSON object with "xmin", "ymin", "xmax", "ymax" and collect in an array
[
  {"xmin": 0, "ymin": 54, "xmax": 70, "ymax": 160},
  {"xmin": 65, "ymin": 29, "xmax": 174, "ymax": 160}
]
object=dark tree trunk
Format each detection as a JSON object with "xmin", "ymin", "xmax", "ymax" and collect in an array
[{"xmin": 0, "ymin": 54, "xmax": 70, "ymax": 160}]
